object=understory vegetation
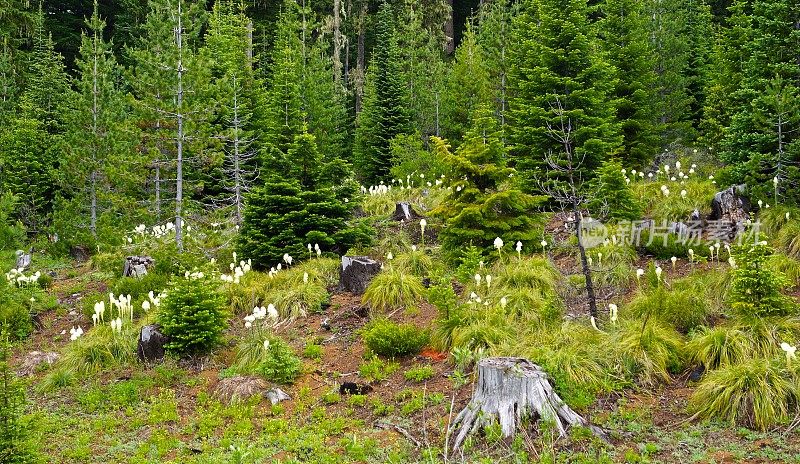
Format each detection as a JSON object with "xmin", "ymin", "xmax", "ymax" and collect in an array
[{"xmin": 1, "ymin": 0, "xmax": 800, "ymax": 462}]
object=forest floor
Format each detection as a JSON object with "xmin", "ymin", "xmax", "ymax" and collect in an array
[{"xmin": 6, "ymin": 246, "xmax": 800, "ymax": 463}]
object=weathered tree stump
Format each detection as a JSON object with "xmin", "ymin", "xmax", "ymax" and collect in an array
[
  {"xmin": 391, "ymin": 202, "xmax": 422, "ymax": 222},
  {"xmin": 123, "ymin": 256, "xmax": 154, "ymax": 278},
  {"xmin": 709, "ymin": 185, "xmax": 749, "ymax": 222},
  {"xmin": 339, "ymin": 256, "xmax": 381, "ymax": 294},
  {"xmin": 137, "ymin": 324, "xmax": 169, "ymax": 362},
  {"xmin": 449, "ymin": 357, "xmax": 607, "ymax": 450},
  {"xmin": 14, "ymin": 250, "xmax": 31, "ymax": 271}
]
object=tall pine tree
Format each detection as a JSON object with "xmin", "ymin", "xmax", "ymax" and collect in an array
[
  {"xmin": 597, "ymin": 0, "xmax": 659, "ymax": 166},
  {"xmin": 508, "ymin": 0, "xmax": 620, "ymax": 191},
  {"xmin": 353, "ymin": 1, "xmax": 411, "ymax": 184}
]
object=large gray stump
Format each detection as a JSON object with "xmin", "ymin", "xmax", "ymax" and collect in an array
[
  {"xmin": 339, "ymin": 256, "xmax": 381, "ymax": 294},
  {"xmin": 137, "ymin": 324, "xmax": 169, "ymax": 362},
  {"xmin": 123, "ymin": 256, "xmax": 154, "ymax": 278},
  {"xmin": 449, "ymin": 357, "xmax": 607, "ymax": 450}
]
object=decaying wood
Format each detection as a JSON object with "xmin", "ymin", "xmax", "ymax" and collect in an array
[{"xmin": 449, "ymin": 357, "xmax": 608, "ymax": 450}]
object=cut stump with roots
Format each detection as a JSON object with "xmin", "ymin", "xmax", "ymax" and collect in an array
[{"xmin": 449, "ymin": 357, "xmax": 608, "ymax": 450}]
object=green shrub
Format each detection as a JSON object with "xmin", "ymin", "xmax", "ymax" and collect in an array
[
  {"xmin": 403, "ymin": 365, "xmax": 435, "ymax": 382},
  {"xmin": 0, "ymin": 334, "xmax": 34, "ymax": 463},
  {"xmin": 362, "ymin": 319, "xmax": 429, "ymax": 358},
  {"xmin": 0, "ymin": 283, "xmax": 56, "ymax": 341},
  {"xmin": 588, "ymin": 160, "xmax": 642, "ymax": 221},
  {"xmin": 228, "ymin": 265, "xmax": 330, "ymax": 318},
  {"xmin": 158, "ymin": 274, "xmax": 228, "ymax": 357},
  {"xmin": 689, "ymin": 358, "xmax": 799, "ymax": 431},
  {"xmin": 255, "ymin": 337, "xmax": 303, "ymax": 384},
  {"xmin": 454, "ymin": 245, "xmax": 485, "ymax": 284},
  {"xmin": 362, "ymin": 268, "xmax": 425, "ymax": 312},
  {"xmin": 729, "ymin": 243, "xmax": 796, "ymax": 317},
  {"xmin": 639, "ymin": 231, "xmax": 710, "ymax": 260}
]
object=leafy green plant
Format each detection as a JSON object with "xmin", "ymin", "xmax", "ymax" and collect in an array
[
  {"xmin": 0, "ymin": 334, "xmax": 34, "ymax": 463},
  {"xmin": 254, "ymin": 336, "xmax": 303, "ymax": 384},
  {"xmin": 729, "ymin": 243, "xmax": 796, "ymax": 317},
  {"xmin": 588, "ymin": 160, "xmax": 642, "ymax": 221},
  {"xmin": 403, "ymin": 365, "xmax": 435, "ymax": 382},
  {"xmin": 302, "ymin": 343, "xmax": 323, "ymax": 360},
  {"xmin": 362, "ymin": 268, "xmax": 425, "ymax": 312},
  {"xmin": 689, "ymin": 357, "xmax": 799, "ymax": 431},
  {"xmin": 158, "ymin": 274, "xmax": 229, "ymax": 357},
  {"xmin": 362, "ymin": 319, "xmax": 429, "ymax": 358},
  {"xmin": 51, "ymin": 324, "xmax": 137, "ymax": 377},
  {"xmin": 358, "ymin": 356, "xmax": 399, "ymax": 382},
  {"xmin": 627, "ymin": 285, "xmax": 710, "ymax": 333}
]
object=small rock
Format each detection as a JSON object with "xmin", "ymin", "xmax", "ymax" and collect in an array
[
  {"xmin": 321, "ymin": 318, "xmax": 331, "ymax": 331},
  {"xmin": 68, "ymin": 310, "xmax": 77, "ymax": 316},
  {"xmin": 137, "ymin": 324, "xmax": 169, "ymax": 362},
  {"xmin": 689, "ymin": 365, "xmax": 705, "ymax": 382}
]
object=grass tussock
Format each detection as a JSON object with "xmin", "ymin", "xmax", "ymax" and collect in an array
[
  {"xmin": 614, "ymin": 319, "xmax": 685, "ymax": 387},
  {"xmin": 689, "ymin": 358, "xmax": 799, "ymax": 431},
  {"xmin": 362, "ymin": 267, "xmax": 425, "ymax": 312}
]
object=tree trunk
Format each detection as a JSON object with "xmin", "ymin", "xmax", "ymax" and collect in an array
[
  {"xmin": 355, "ymin": 4, "xmax": 366, "ymax": 115},
  {"xmin": 174, "ymin": 0, "xmax": 184, "ymax": 252},
  {"xmin": 444, "ymin": 0, "xmax": 454, "ymax": 54},
  {"xmin": 574, "ymin": 209, "xmax": 598, "ymax": 319},
  {"xmin": 449, "ymin": 357, "xmax": 607, "ymax": 450}
]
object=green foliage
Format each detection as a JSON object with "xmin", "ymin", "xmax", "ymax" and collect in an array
[
  {"xmin": 689, "ymin": 358, "xmax": 799, "ymax": 431},
  {"xmin": 388, "ymin": 133, "xmax": 443, "ymax": 181},
  {"xmin": 0, "ymin": 335, "xmax": 34, "ymax": 463},
  {"xmin": 454, "ymin": 245, "xmax": 485, "ymax": 284},
  {"xmin": 238, "ymin": 178, "xmax": 366, "ymax": 270},
  {"xmin": 0, "ymin": 192, "xmax": 24, "ymax": 250},
  {"xmin": 0, "ymin": 282, "xmax": 55, "ymax": 341},
  {"xmin": 361, "ymin": 319, "xmax": 429, "ymax": 358},
  {"xmin": 229, "ymin": 263, "xmax": 332, "ymax": 318},
  {"xmin": 362, "ymin": 267, "xmax": 425, "ymax": 312},
  {"xmin": 111, "ymin": 273, "xmax": 169, "ymax": 302},
  {"xmin": 509, "ymin": 0, "xmax": 621, "ymax": 190},
  {"xmin": 632, "ymin": 178, "xmax": 717, "ymax": 223},
  {"xmin": 403, "ymin": 365, "xmax": 435, "ymax": 382},
  {"xmin": 52, "ymin": 324, "xmax": 137, "ymax": 376},
  {"xmin": 358, "ymin": 356, "xmax": 399, "ymax": 382},
  {"xmin": 158, "ymin": 274, "xmax": 229, "ymax": 357},
  {"xmin": 729, "ymin": 243, "xmax": 796, "ymax": 317},
  {"xmin": 588, "ymin": 161, "xmax": 642, "ymax": 221},
  {"xmin": 627, "ymin": 285, "xmax": 711, "ymax": 333},
  {"xmin": 614, "ymin": 319, "xmax": 685, "ymax": 386},
  {"xmin": 354, "ymin": 2, "xmax": 412, "ymax": 184},
  {"xmin": 432, "ymin": 108, "xmax": 545, "ymax": 261},
  {"xmin": 255, "ymin": 337, "xmax": 303, "ymax": 385},
  {"xmin": 392, "ymin": 247, "xmax": 434, "ymax": 277}
]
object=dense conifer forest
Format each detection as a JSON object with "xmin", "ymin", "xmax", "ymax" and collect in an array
[{"xmin": 0, "ymin": 0, "xmax": 799, "ymax": 462}]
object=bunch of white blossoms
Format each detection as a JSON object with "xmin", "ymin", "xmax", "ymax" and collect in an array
[
  {"xmin": 5, "ymin": 268, "xmax": 41, "ymax": 287},
  {"xmin": 221, "ymin": 258, "xmax": 252, "ymax": 284},
  {"xmin": 109, "ymin": 292, "xmax": 134, "ymax": 321},
  {"xmin": 152, "ymin": 222, "xmax": 176, "ymax": 238},
  {"xmin": 244, "ymin": 303, "xmax": 279, "ymax": 328},
  {"xmin": 69, "ymin": 326, "xmax": 84, "ymax": 341},
  {"xmin": 185, "ymin": 270, "xmax": 205, "ymax": 280}
]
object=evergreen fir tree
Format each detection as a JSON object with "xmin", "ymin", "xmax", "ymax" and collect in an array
[
  {"xmin": 0, "ymin": 101, "xmax": 56, "ymax": 232},
  {"xmin": 23, "ymin": 3, "xmax": 70, "ymax": 134},
  {"xmin": 477, "ymin": 0, "xmax": 520, "ymax": 133},
  {"xmin": 597, "ymin": 0, "xmax": 659, "ymax": 166},
  {"xmin": 238, "ymin": 129, "xmax": 366, "ymax": 269},
  {"xmin": 442, "ymin": 21, "xmax": 494, "ymax": 145},
  {"xmin": 353, "ymin": 1, "xmax": 412, "ymax": 184},
  {"xmin": 58, "ymin": 0, "xmax": 139, "ymax": 245},
  {"xmin": 262, "ymin": 0, "xmax": 305, "ymax": 173},
  {"xmin": 128, "ymin": 0, "xmax": 211, "ymax": 248},
  {"xmin": 508, "ymin": 0, "xmax": 620, "ymax": 191},
  {"xmin": 432, "ymin": 105, "xmax": 545, "ymax": 261},
  {"xmin": 204, "ymin": 0, "xmax": 262, "ymax": 223},
  {"xmin": 588, "ymin": 160, "xmax": 642, "ymax": 221},
  {"xmin": 720, "ymin": 0, "xmax": 800, "ymax": 204}
]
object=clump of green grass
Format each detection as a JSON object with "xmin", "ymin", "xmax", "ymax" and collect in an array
[
  {"xmin": 393, "ymin": 247, "xmax": 434, "ymax": 277},
  {"xmin": 689, "ymin": 357, "xmax": 799, "ymax": 431},
  {"xmin": 362, "ymin": 267, "xmax": 425, "ymax": 312},
  {"xmin": 626, "ymin": 285, "xmax": 711, "ymax": 333},
  {"xmin": 230, "ymin": 330, "xmax": 303, "ymax": 384},
  {"xmin": 614, "ymin": 319, "xmax": 685, "ymax": 386},
  {"xmin": 230, "ymin": 264, "xmax": 331, "ymax": 318}
]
